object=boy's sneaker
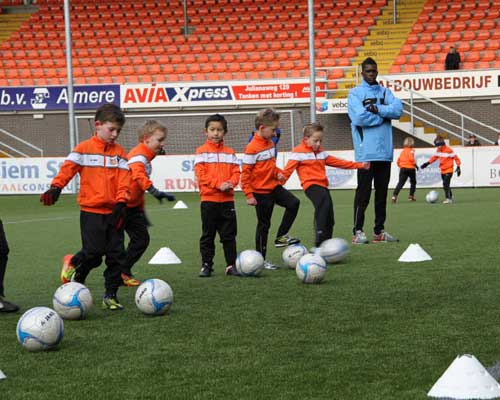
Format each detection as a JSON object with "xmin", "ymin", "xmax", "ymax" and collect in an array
[
  {"xmin": 0, "ymin": 296, "xmax": 19, "ymax": 313},
  {"xmin": 225, "ymin": 265, "xmax": 240, "ymax": 276},
  {"xmin": 102, "ymin": 295, "xmax": 124, "ymax": 311},
  {"xmin": 372, "ymin": 231, "xmax": 399, "ymax": 243},
  {"xmin": 443, "ymin": 198, "xmax": 453, "ymax": 204},
  {"xmin": 199, "ymin": 263, "xmax": 213, "ymax": 278},
  {"xmin": 352, "ymin": 230, "xmax": 369, "ymax": 244},
  {"xmin": 391, "ymin": 196, "xmax": 397, "ymax": 203},
  {"xmin": 408, "ymin": 195, "xmax": 416, "ymax": 201},
  {"xmin": 274, "ymin": 234, "xmax": 300, "ymax": 248},
  {"xmin": 61, "ymin": 254, "xmax": 75, "ymax": 284},
  {"xmin": 264, "ymin": 260, "xmax": 279, "ymax": 270},
  {"xmin": 121, "ymin": 273, "xmax": 141, "ymax": 287}
]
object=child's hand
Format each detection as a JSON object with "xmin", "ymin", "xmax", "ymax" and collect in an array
[
  {"xmin": 361, "ymin": 162, "xmax": 370, "ymax": 170},
  {"xmin": 277, "ymin": 172, "xmax": 285, "ymax": 181},
  {"xmin": 247, "ymin": 197, "xmax": 257, "ymax": 206},
  {"xmin": 219, "ymin": 181, "xmax": 233, "ymax": 192}
]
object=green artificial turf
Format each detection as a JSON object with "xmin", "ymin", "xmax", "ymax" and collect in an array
[{"xmin": 1, "ymin": 188, "xmax": 499, "ymax": 399}]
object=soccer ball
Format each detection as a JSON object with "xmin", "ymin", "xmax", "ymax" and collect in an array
[
  {"xmin": 426, "ymin": 190, "xmax": 439, "ymax": 203},
  {"xmin": 296, "ymin": 254, "xmax": 327, "ymax": 284},
  {"xmin": 16, "ymin": 307, "xmax": 64, "ymax": 352},
  {"xmin": 135, "ymin": 279, "xmax": 173, "ymax": 316},
  {"xmin": 236, "ymin": 250, "xmax": 265, "ymax": 276},
  {"xmin": 52, "ymin": 282, "xmax": 93, "ymax": 320},
  {"xmin": 282, "ymin": 244, "xmax": 309, "ymax": 269},
  {"xmin": 319, "ymin": 238, "xmax": 349, "ymax": 264}
]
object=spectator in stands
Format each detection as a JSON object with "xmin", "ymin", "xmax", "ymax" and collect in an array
[
  {"xmin": 0, "ymin": 220, "xmax": 19, "ymax": 313},
  {"xmin": 465, "ymin": 134, "xmax": 481, "ymax": 146},
  {"xmin": 445, "ymin": 47, "xmax": 461, "ymax": 70},
  {"xmin": 348, "ymin": 57, "xmax": 403, "ymax": 244},
  {"xmin": 123, "ymin": 121, "xmax": 175, "ymax": 286}
]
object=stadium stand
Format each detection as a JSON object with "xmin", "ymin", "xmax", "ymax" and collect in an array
[{"xmin": 0, "ymin": 0, "xmax": 383, "ymax": 86}]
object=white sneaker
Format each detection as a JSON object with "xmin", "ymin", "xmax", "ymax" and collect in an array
[
  {"xmin": 442, "ymin": 198, "xmax": 453, "ymax": 204},
  {"xmin": 264, "ymin": 260, "xmax": 279, "ymax": 270},
  {"xmin": 352, "ymin": 230, "xmax": 369, "ymax": 244}
]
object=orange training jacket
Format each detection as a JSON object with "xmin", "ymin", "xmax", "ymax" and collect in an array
[
  {"xmin": 397, "ymin": 147, "xmax": 417, "ymax": 169},
  {"xmin": 127, "ymin": 142, "xmax": 156, "ymax": 209},
  {"xmin": 194, "ymin": 140, "xmax": 240, "ymax": 202},
  {"xmin": 427, "ymin": 144, "xmax": 461, "ymax": 174},
  {"xmin": 283, "ymin": 139, "xmax": 364, "ymax": 190},
  {"xmin": 241, "ymin": 134, "xmax": 282, "ymax": 199},
  {"xmin": 51, "ymin": 134, "xmax": 130, "ymax": 214}
]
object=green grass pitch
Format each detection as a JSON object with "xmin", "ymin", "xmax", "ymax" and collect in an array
[{"xmin": 1, "ymin": 188, "xmax": 500, "ymax": 399}]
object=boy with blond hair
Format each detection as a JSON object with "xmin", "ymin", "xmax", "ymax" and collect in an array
[
  {"xmin": 241, "ymin": 108, "xmax": 300, "ymax": 270},
  {"xmin": 40, "ymin": 103, "xmax": 130, "ymax": 310},
  {"xmin": 282, "ymin": 123, "xmax": 369, "ymax": 249},
  {"xmin": 122, "ymin": 120, "xmax": 175, "ymax": 286},
  {"xmin": 195, "ymin": 114, "xmax": 240, "ymax": 277}
]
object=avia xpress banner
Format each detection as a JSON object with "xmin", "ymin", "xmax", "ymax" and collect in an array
[
  {"xmin": 0, "ymin": 85, "xmax": 120, "ymax": 112},
  {"xmin": 120, "ymin": 81, "xmax": 325, "ymax": 109}
]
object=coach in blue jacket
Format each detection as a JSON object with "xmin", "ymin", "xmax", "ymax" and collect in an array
[{"xmin": 348, "ymin": 57, "xmax": 403, "ymax": 244}]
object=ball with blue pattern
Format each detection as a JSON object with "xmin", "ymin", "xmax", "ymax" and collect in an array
[
  {"xmin": 53, "ymin": 282, "xmax": 93, "ymax": 320},
  {"xmin": 296, "ymin": 254, "xmax": 327, "ymax": 284},
  {"xmin": 16, "ymin": 307, "xmax": 64, "ymax": 352},
  {"xmin": 135, "ymin": 279, "xmax": 173, "ymax": 316}
]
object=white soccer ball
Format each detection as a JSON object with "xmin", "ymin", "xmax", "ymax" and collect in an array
[
  {"xmin": 52, "ymin": 282, "xmax": 93, "ymax": 320},
  {"xmin": 296, "ymin": 254, "xmax": 327, "ymax": 284},
  {"xmin": 135, "ymin": 279, "xmax": 173, "ymax": 316},
  {"xmin": 16, "ymin": 307, "xmax": 64, "ymax": 352},
  {"xmin": 319, "ymin": 238, "xmax": 349, "ymax": 264},
  {"xmin": 282, "ymin": 244, "xmax": 309, "ymax": 269},
  {"xmin": 236, "ymin": 250, "xmax": 265, "ymax": 276},
  {"xmin": 426, "ymin": 190, "xmax": 439, "ymax": 203}
]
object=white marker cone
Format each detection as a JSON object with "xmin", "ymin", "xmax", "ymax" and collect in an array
[
  {"xmin": 398, "ymin": 243, "xmax": 432, "ymax": 262},
  {"xmin": 148, "ymin": 247, "xmax": 182, "ymax": 264}
]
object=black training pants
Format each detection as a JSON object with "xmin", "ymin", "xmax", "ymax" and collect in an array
[
  {"xmin": 353, "ymin": 161, "xmax": 391, "ymax": 235},
  {"xmin": 393, "ymin": 168, "xmax": 416, "ymax": 197},
  {"xmin": 123, "ymin": 207, "xmax": 150, "ymax": 276},
  {"xmin": 0, "ymin": 219, "xmax": 10, "ymax": 297},
  {"xmin": 305, "ymin": 185, "xmax": 334, "ymax": 247},
  {"xmin": 441, "ymin": 173, "xmax": 453, "ymax": 199}
]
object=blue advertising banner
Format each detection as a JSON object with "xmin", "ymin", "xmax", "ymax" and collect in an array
[{"xmin": 0, "ymin": 85, "xmax": 120, "ymax": 112}]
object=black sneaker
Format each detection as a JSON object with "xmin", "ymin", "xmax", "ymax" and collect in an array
[
  {"xmin": 0, "ymin": 296, "xmax": 19, "ymax": 313},
  {"xmin": 225, "ymin": 265, "xmax": 240, "ymax": 276},
  {"xmin": 199, "ymin": 263, "xmax": 213, "ymax": 277},
  {"xmin": 274, "ymin": 234, "xmax": 300, "ymax": 248}
]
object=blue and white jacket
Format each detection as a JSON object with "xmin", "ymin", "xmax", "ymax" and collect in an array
[{"xmin": 348, "ymin": 80, "xmax": 402, "ymax": 162}]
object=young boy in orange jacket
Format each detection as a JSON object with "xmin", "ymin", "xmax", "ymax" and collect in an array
[
  {"xmin": 123, "ymin": 121, "xmax": 175, "ymax": 286},
  {"xmin": 392, "ymin": 137, "xmax": 418, "ymax": 203},
  {"xmin": 40, "ymin": 104, "xmax": 130, "ymax": 311},
  {"xmin": 420, "ymin": 134, "xmax": 461, "ymax": 204},
  {"xmin": 195, "ymin": 114, "xmax": 241, "ymax": 277},
  {"xmin": 282, "ymin": 123, "xmax": 369, "ymax": 248},
  {"xmin": 241, "ymin": 109, "xmax": 300, "ymax": 270}
]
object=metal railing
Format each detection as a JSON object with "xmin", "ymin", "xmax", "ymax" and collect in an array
[{"xmin": 0, "ymin": 128, "xmax": 44, "ymax": 157}]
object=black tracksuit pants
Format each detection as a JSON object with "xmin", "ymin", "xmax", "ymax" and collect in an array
[
  {"xmin": 305, "ymin": 185, "xmax": 334, "ymax": 247},
  {"xmin": 200, "ymin": 201, "xmax": 237, "ymax": 268},
  {"xmin": 353, "ymin": 161, "xmax": 391, "ymax": 235},
  {"xmin": 71, "ymin": 211, "xmax": 125, "ymax": 296},
  {"xmin": 393, "ymin": 168, "xmax": 416, "ymax": 197},
  {"xmin": 123, "ymin": 207, "xmax": 150, "ymax": 276},
  {"xmin": 0, "ymin": 219, "xmax": 10, "ymax": 297},
  {"xmin": 442, "ymin": 173, "xmax": 453, "ymax": 199},
  {"xmin": 253, "ymin": 185, "xmax": 300, "ymax": 258}
]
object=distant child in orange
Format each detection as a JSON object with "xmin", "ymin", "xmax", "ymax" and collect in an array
[
  {"xmin": 282, "ymin": 123, "xmax": 369, "ymax": 249},
  {"xmin": 392, "ymin": 137, "xmax": 418, "ymax": 203},
  {"xmin": 241, "ymin": 108, "xmax": 300, "ymax": 270},
  {"xmin": 123, "ymin": 121, "xmax": 175, "ymax": 286},
  {"xmin": 195, "ymin": 114, "xmax": 241, "ymax": 278},
  {"xmin": 420, "ymin": 134, "xmax": 461, "ymax": 204}
]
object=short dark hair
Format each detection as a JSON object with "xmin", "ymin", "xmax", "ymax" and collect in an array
[
  {"xmin": 94, "ymin": 104, "xmax": 125, "ymax": 127},
  {"xmin": 361, "ymin": 57, "xmax": 377, "ymax": 71},
  {"xmin": 205, "ymin": 113, "xmax": 228, "ymax": 133}
]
